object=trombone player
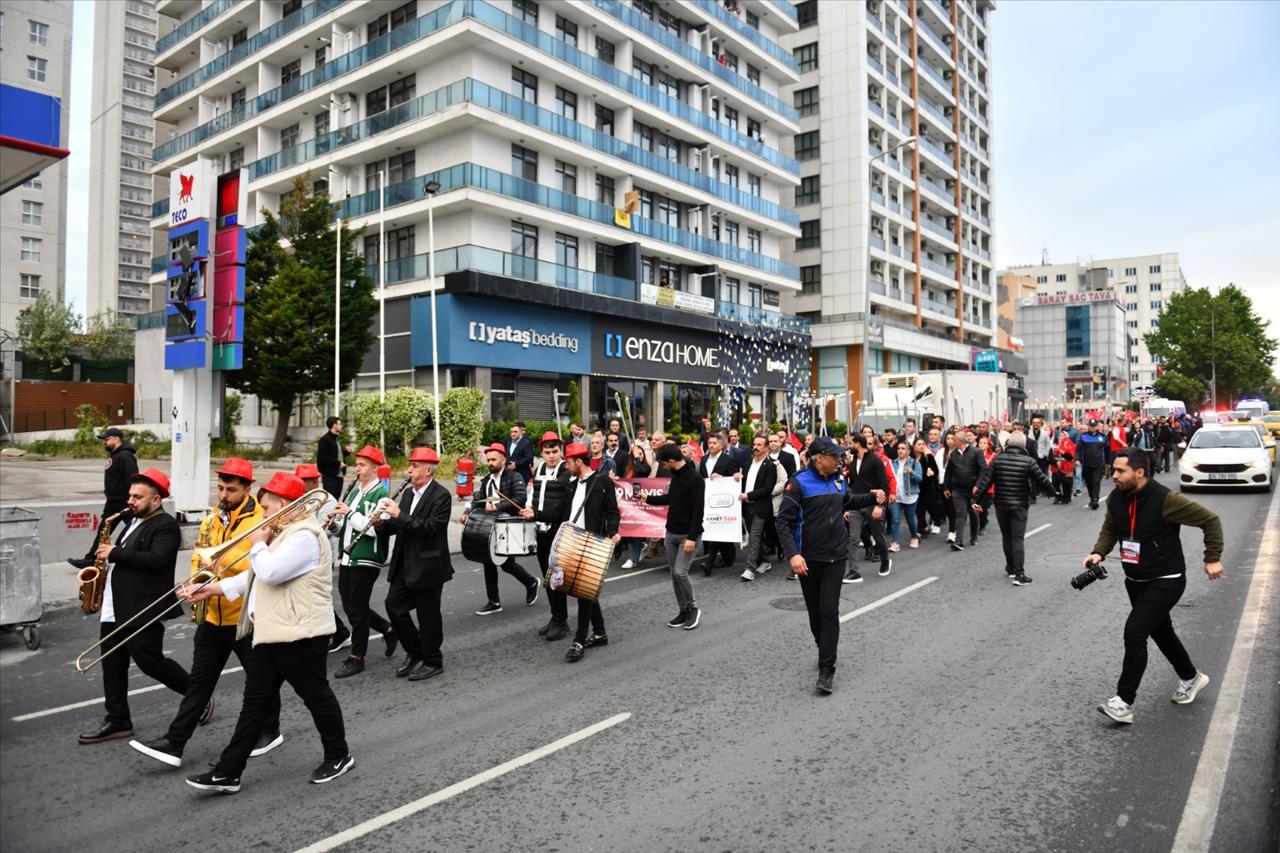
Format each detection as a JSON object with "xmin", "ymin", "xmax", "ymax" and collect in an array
[
  {"xmin": 129, "ymin": 458, "xmax": 283, "ymax": 767},
  {"xmin": 79, "ymin": 468, "xmax": 191, "ymax": 745}
]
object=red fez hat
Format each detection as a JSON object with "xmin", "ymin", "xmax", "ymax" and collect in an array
[
  {"xmin": 537, "ymin": 431, "xmax": 563, "ymax": 447},
  {"xmin": 294, "ymin": 463, "xmax": 320, "ymax": 480},
  {"xmin": 376, "ymin": 463, "xmax": 392, "ymax": 479},
  {"xmin": 409, "ymin": 446, "xmax": 439, "ymax": 464},
  {"xmin": 485, "ymin": 442, "xmax": 507, "ymax": 457},
  {"xmin": 216, "ymin": 457, "xmax": 255, "ymax": 483},
  {"xmin": 564, "ymin": 443, "xmax": 590, "ymax": 460},
  {"xmin": 132, "ymin": 468, "xmax": 171, "ymax": 499},
  {"xmin": 355, "ymin": 444, "xmax": 385, "ymax": 465},
  {"xmin": 260, "ymin": 472, "xmax": 305, "ymax": 502}
]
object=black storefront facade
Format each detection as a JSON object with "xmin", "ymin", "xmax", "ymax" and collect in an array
[{"xmin": 361, "ymin": 270, "xmax": 811, "ymax": 436}]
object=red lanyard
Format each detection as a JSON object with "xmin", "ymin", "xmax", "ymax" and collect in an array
[{"xmin": 1128, "ymin": 496, "xmax": 1137, "ymax": 538}]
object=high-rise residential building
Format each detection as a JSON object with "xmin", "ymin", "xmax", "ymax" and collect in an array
[
  {"xmin": 0, "ymin": 0, "xmax": 73, "ymax": 336},
  {"xmin": 780, "ymin": 0, "xmax": 997, "ymax": 425},
  {"xmin": 147, "ymin": 0, "xmax": 812, "ymax": 434},
  {"xmin": 999, "ymin": 252, "xmax": 1188, "ymax": 390},
  {"xmin": 87, "ymin": 0, "xmax": 170, "ymax": 320}
]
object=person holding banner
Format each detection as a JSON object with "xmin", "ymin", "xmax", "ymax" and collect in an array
[
  {"xmin": 559, "ymin": 444, "xmax": 620, "ymax": 663},
  {"xmin": 643, "ymin": 444, "xmax": 705, "ymax": 630}
]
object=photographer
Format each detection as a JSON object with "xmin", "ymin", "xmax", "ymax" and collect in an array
[{"xmin": 1082, "ymin": 448, "xmax": 1224, "ymax": 724}]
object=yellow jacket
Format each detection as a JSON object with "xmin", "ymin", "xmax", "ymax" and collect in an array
[{"xmin": 193, "ymin": 495, "xmax": 263, "ymax": 626}]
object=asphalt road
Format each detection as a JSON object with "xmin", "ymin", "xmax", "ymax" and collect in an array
[{"xmin": 1, "ymin": 482, "xmax": 1276, "ymax": 853}]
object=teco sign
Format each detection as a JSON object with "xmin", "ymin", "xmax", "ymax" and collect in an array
[
  {"xmin": 1034, "ymin": 290, "xmax": 1116, "ymax": 306},
  {"xmin": 168, "ymin": 160, "xmax": 213, "ymax": 226}
]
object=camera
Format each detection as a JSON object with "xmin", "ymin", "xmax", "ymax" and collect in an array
[{"xmin": 1070, "ymin": 561, "xmax": 1108, "ymax": 590}]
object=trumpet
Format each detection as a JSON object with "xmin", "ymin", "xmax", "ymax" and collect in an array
[{"xmin": 75, "ymin": 488, "xmax": 330, "ymax": 673}]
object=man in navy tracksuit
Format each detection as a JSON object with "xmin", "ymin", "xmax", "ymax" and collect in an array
[{"xmin": 775, "ymin": 437, "xmax": 885, "ymax": 695}]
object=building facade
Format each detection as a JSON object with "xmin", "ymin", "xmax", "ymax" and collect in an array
[
  {"xmin": 780, "ymin": 0, "xmax": 997, "ymax": 425},
  {"xmin": 0, "ymin": 0, "xmax": 73, "ymax": 337},
  {"xmin": 999, "ymin": 252, "xmax": 1187, "ymax": 391},
  {"xmin": 148, "ymin": 0, "xmax": 811, "ymax": 434},
  {"xmin": 1016, "ymin": 289, "xmax": 1129, "ymax": 411},
  {"xmin": 995, "ymin": 269, "xmax": 1033, "ymax": 351},
  {"xmin": 87, "ymin": 0, "xmax": 170, "ymax": 320}
]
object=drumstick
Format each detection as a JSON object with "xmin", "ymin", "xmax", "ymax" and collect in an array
[{"xmin": 487, "ymin": 487, "xmax": 526, "ymax": 513}]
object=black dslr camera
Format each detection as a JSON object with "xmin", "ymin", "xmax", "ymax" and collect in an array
[{"xmin": 1070, "ymin": 560, "xmax": 1108, "ymax": 590}]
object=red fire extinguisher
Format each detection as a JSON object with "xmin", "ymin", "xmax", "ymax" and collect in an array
[{"xmin": 456, "ymin": 453, "xmax": 475, "ymax": 499}]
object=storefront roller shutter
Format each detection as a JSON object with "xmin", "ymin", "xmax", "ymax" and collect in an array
[{"xmin": 517, "ymin": 378, "xmax": 555, "ymax": 420}]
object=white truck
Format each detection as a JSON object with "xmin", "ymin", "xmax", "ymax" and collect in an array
[{"xmin": 858, "ymin": 370, "xmax": 1009, "ymax": 432}]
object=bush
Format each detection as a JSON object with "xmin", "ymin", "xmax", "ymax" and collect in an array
[
  {"xmin": 737, "ymin": 422, "xmax": 755, "ymax": 446},
  {"xmin": 481, "ymin": 419, "xmax": 561, "ymax": 446},
  {"xmin": 829, "ymin": 420, "xmax": 848, "ymax": 437},
  {"xmin": 73, "ymin": 404, "xmax": 109, "ymax": 444},
  {"xmin": 440, "ymin": 387, "xmax": 485, "ymax": 455}
]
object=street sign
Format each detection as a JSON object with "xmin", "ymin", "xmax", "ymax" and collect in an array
[{"xmin": 973, "ymin": 351, "xmax": 1001, "ymax": 373}]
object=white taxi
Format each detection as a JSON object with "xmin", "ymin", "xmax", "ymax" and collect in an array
[{"xmin": 1178, "ymin": 425, "xmax": 1273, "ymax": 492}]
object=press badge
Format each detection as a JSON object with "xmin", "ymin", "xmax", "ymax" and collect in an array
[{"xmin": 1120, "ymin": 540, "xmax": 1141, "ymax": 564}]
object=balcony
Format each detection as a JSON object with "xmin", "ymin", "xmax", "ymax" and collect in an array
[
  {"xmin": 922, "ymin": 300, "xmax": 958, "ymax": 323},
  {"xmin": 915, "ymin": 19, "xmax": 952, "ymax": 59},
  {"xmin": 920, "ymin": 256, "xmax": 957, "ymax": 280},
  {"xmin": 152, "ymin": 198, "xmax": 169, "ymax": 218},
  {"xmin": 870, "ymin": 234, "xmax": 887, "ymax": 252},
  {"xmin": 716, "ymin": 299, "xmax": 811, "ymax": 333},
  {"xmin": 868, "ymin": 13, "xmax": 883, "ymax": 33},
  {"xmin": 919, "ymin": 176, "xmax": 954, "ymax": 207},
  {"xmin": 917, "ymin": 98, "xmax": 950, "ymax": 128},
  {"xmin": 689, "ymin": 0, "xmax": 800, "ymax": 71},
  {"xmin": 919, "ymin": 216, "xmax": 954, "ymax": 241},
  {"xmin": 918, "ymin": 132, "xmax": 951, "ymax": 163},
  {"xmin": 156, "ymin": 0, "xmax": 239, "ymax": 55},
  {"xmin": 154, "ymin": 0, "xmax": 346, "ymax": 108},
  {"xmin": 869, "ymin": 100, "xmax": 885, "ymax": 119},
  {"xmin": 768, "ymin": 0, "xmax": 799, "ymax": 24},
  {"xmin": 917, "ymin": 60, "xmax": 951, "ymax": 94},
  {"xmin": 868, "ymin": 54, "xmax": 884, "ymax": 75},
  {"xmin": 373, "ymin": 244, "xmax": 635, "ymax": 296}
]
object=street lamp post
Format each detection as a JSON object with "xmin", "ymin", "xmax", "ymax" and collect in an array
[
  {"xmin": 424, "ymin": 179, "xmax": 442, "ymax": 454},
  {"xmin": 378, "ymin": 169, "xmax": 386, "ymax": 448},
  {"xmin": 330, "ymin": 165, "xmax": 346, "ymax": 418}
]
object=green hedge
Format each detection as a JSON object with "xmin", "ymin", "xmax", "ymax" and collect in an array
[{"xmin": 480, "ymin": 419, "xmax": 563, "ymax": 446}]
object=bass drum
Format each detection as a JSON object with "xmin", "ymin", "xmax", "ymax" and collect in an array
[
  {"xmin": 461, "ymin": 512, "xmax": 498, "ymax": 564},
  {"xmin": 547, "ymin": 523, "xmax": 613, "ymax": 602}
]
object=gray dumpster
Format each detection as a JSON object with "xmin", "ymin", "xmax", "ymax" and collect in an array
[{"xmin": 0, "ymin": 507, "xmax": 42, "ymax": 649}]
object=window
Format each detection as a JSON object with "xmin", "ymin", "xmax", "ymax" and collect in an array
[
  {"xmin": 633, "ymin": 59, "xmax": 654, "ymax": 86},
  {"xmin": 597, "ymin": 243, "xmax": 616, "ymax": 276},
  {"xmin": 748, "ymin": 283, "xmax": 763, "ymax": 309},
  {"xmin": 513, "ymin": 0, "xmax": 538, "ymax": 25},
  {"xmin": 795, "ymin": 43, "xmax": 818, "ymax": 72},
  {"xmin": 1149, "ymin": 282, "xmax": 1162, "ymax": 292},
  {"xmin": 795, "ymin": 130, "xmax": 820, "ymax": 161},
  {"xmin": 1128, "ymin": 320, "xmax": 1139, "ymax": 329},
  {"xmin": 511, "ymin": 67, "xmax": 537, "ymax": 102},
  {"xmin": 746, "ymin": 9, "xmax": 759, "ymax": 29},
  {"xmin": 797, "ymin": 1, "xmax": 818, "ymax": 27},
  {"xmin": 387, "ymin": 151, "xmax": 414, "ymax": 184},
  {"xmin": 747, "ymin": 228, "xmax": 761, "ymax": 254},
  {"xmin": 1126, "ymin": 302, "xmax": 1138, "ymax": 311},
  {"xmin": 280, "ymin": 123, "xmax": 300, "ymax": 149},
  {"xmin": 555, "ymin": 86, "xmax": 577, "ymax": 120},
  {"xmin": 657, "ymin": 195, "xmax": 680, "ymax": 227},
  {"xmin": 797, "ymin": 219, "xmax": 820, "ymax": 250},
  {"xmin": 596, "ymin": 104, "xmax": 615, "ymax": 135},
  {"xmin": 363, "ymin": 225, "xmax": 415, "ymax": 269},
  {"xmin": 801, "ymin": 265, "xmax": 821, "ymax": 294},
  {"xmin": 555, "ymin": 160, "xmax": 577, "ymax": 195},
  {"xmin": 795, "ymin": 86, "xmax": 819, "ymax": 116},
  {"xmin": 511, "ymin": 144, "xmax": 538, "ymax": 181},
  {"xmin": 229, "ymin": 146, "xmax": 244, "ymax": 171},
  {"xmin": 27, "ymin": 56, "xmax": 47, "ymax": 82},
  {"xmin": 1124, "ymin": 266, "xmax": 1137, "ymax": 276},
  {"xmin": 1149, "ymin": 264, "xmax": 1162, "ymax": 274},
  {"xmin": 724, "ymin": 220, "xmax": 739, "ymax": 246},
  {"xmin": 367, "ymin": 86, "xmax": 387, "ymax": 116},
  {"xmin": 282, "ymin": 0, "xmax": 302, "ymax": 15},
  {"xmin": 596, "ymin": 36, "xmax": 615, "ymax": 65},
  {"xmin": 1035, "ymin": 275, "xmax": 1047, "ymax": 284},
  {"xmin": 314, "ymin": 111, "xmax": 329, "ymax": 137},
  {"xmin": 1124, "ymin": 283, "xmax": 1138, "ymax": 294},
  {"xmin": 555, "ymin": 232, "xmax": 578, "ymax": 268},
  {"xmin": 21, "ymin": 200, "xmax": 42, "ymax": 225},
  {"xmin": 1065, "ymin": 304, "xmax": 1090, "ymax": 357},
  {"xmin": 389, "ymin": 76, "xmax": 415, "ymax": 107},
  {"xmin": 19, "ymin": 274, "xmax": 40, "ymax": 299},
  {"xmin": 20, "ymin": 237, "xmax": 41, "ymax": 262},
  {"xmin": 656, "ymin": 260, "xmax": 679, "ymax": 289},
  {"xmin": 22, "ymin": 174, "xmax": 42, "ymax": 190},
  {"xmin": 1150, "ymin": 300, "xmax": 1163, "ymax": 310},
  {"xmin": 633, "ymin": 122, "xmax": 653, "ymax": 151},
  {"xmin": 29, "ymin": 19, "xmax": 48, "ymax": 46},
  {"xmin": 638, "ymin": 189, "xmax": 653, "ymax": 219},
  {"xmin": 747, "ymin": 118, "xmax": 762, "ymax": 141},
  {"xmin": 657, "ymin": 7, "xmax": 682, "ymax": 36},
  {"xmin": 796, "ymin": 175, "xmax": 820, "ymax": 205},
  {"xmin": 722, "ymin": 50, "xmax": 738, "ymax": 72},
  {"xmin": 596, "ymin": 174, "xmax": 615, "ymax": 205},
  {"xmin": 367, "ymin": 0, "xmax": 416, "ymax": 39},
  {"xmin": 231, "ymin": 87, "xmax": 246, "ymax": 110},
  {"xmin": 280, "ymin": 58, "xmax": 301, "ymax": 85},
  {"xmin": 555, "ymin": 15, "xmax": 577, "ymax": 46},
  {"xmin": 722, "ymin": 277, "xmax": 740, "ymax": 304},
  {"xmin": 1107, "ymin": 267, "xmax": 1114, "ymax": 278},
  {"xmin": 1055, "ymin": 273, "xmax": 1067, "ymax": 282},
  {"xmin": 315, "ymin": 46, "xmax": 327, "ymax": 68},
  {"xmin": 747, "ymin": 64, "xmax": 760, "ymax": 86},
  {"xmin": 722, "ymin": 106, "xmax": 738, "ymax": 131},
  {"xmin": 724, "ymin": 164, "xmax": 739, "ymax": 188},
  {"xmin": 512, "ymin": 221, "xmax": 539, "ymax": 257},
  {"xmin": 748, "ymin": 173, "xmax": 761, "ymax": 197},
  {"xmin": 657, "ymin": 71, "xmax": 681, "ymax": 99},
  {"xmin": 231, "ymin": 27, "xmax": 247, "ymax": 46}
]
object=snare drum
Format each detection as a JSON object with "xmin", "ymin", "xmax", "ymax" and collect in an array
[
  {"xmin": 548, "ymin": 523, "xmax": 613, "ymax": 602},
  {"xmin": 491, "ymin": 515, "xmax": 537, "ymax": 558},
  {"xmin": 461, "ymin": 512, "xmax": 497, "ymax": 564}
]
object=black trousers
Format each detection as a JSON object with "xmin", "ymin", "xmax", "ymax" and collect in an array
[
  {"xmin": 167, "ymin": 621, "xmax": 280, "ymax": 750},
  {"xmin": 100, "ymin": 619, "xmax": 189, "ymax": 726},
  {"xmin": 483, "ymin": 556, "xmax": 536, "ymax": 604},
  {"xmin": 856, "ymin": 507, "xmax": 888, "ymax": 570},
  {"xmin": 214, "ymin": 635, "xmax": 347, "ymax": 779},
  {"xmin": 918, "ymin": 486, "xmax": 945, "ymax": 530},
  {"xmin": 337, "ymin": 564, "xmax": 391, "ymax": 659},
  {"xmin": 994, "ymin": 505, "xmax": 1028, "ymax": 575},
  {"xmin": 1117, "ymin": 576, "xmax": 1196, "ymax": 704},
  {"xmin": 1083, "ymin": 466, "xmax": 1105, "ymax": 505},
  {"xmin": 797, "ymin": 560, "xmax": 844, "ymax": 670},
  {"xmin": 83, "ymin": 499, "xmax": 128, "ymax": 560},
  {"xmin": 322, "ymin": 475, "xmax": 344, "ymax": 500},
  {"xmin": 1158, "ymin": 447, "xmax": 1173, "ymax": 472},
  {"xmin": 535, "ymin": 528, "xmax": 568, "ymax": 623},
  {"xmin": 949, "ymin": 488, "xmax": 979, "ymax": 542},
  {"xmin": 385, "ymin": 577, "xmax": 444, "ymax": 668},
  {"xmin": 764, "ymin": 517, "xmax": 781, "ymax": 556},
  {"xmin": 1053, "ymin": 472, "xmax": 1073, "ymax": 503},
  {"xmin": 704, "ymin": 540, "xmax": 737, "ymax": 566},
  {"xmin": 573, "ymin": 597, "xmax": 605, "ymax": 645}
]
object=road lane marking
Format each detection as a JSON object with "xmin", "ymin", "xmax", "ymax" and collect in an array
[
  {"xmin": 604, "ymin": 566, "xmax": 666, "ymax": 583},
  {"xmin": 840, "ymin": 577, "xmax": 938, "ymax": 623},
  {"xmin": 11, "ymin": 666, "xmax": 246, "ymax": 721},
  {"xmin": 1025, "ymin": 523, "xmax": 1051, "ymax": 538},
  {"xmin": 1172, "ymin": 491, "xmax": 1279, "ymax": 852},
  {"xmin": 293, "ymin": 712, "xmax": 632, "ymax": 853}
]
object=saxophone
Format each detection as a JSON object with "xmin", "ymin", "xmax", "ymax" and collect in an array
[
  {"xmin": 190, "ymin": 508, "xmax": 218, "ymax": 624},
  {"xmin": 78, "ymin": 510, "xmax": 131, "ymax": 615}
]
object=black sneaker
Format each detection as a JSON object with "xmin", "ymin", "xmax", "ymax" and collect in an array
[
  {"xmin": 186, "ymin": 770, "xmax": 241, "ymax": 794},
  {"xmin": 67, "ymin": 557, "xmax": 93, "ymax": 570},
  {"xmin": 565, "ymin": 642, "xmax": 585, "ymax": 663},
  {"xmin": 130, "ymin": 736, "xmax": 182, "ymax": 767},
  {"xmin": 475, "ymin": 602, "xmax": 503, "ymax": 616},
  {"xmin": 863, "ymin": 548, "xmax": 877, "ymax": 562},
  {"xmin": 786, "ymin": 570, "xmax": 799, "ymax": 581},
  {"xmin": 683, "ymin": 607, "xmax": 701, "ymax": 630},
  {"xmin": 816, "ymin": 666, "xmax": 834, "ymax": 695},
  {"xmin": 667, "ymin": 609, "xmax": 688, "ymax": 628},
  {"xmin": 842, "ymin": 568, "xmax": 862, "ymax": 584},
  {"xmin": 327, "ymin": 628, "xmax": 351, "ymax": 654},
  {"xmin": 525, "ymin": 578, "xmax": 541, "ymax": 606},
  {"xmin": 544, "ymin": 621, "xmax": 570, "ymax": 642},
  {"xmin": 382, "ymin": 630, "xmax": 398, "ymax": 658},
  {"xmin": 949, "ymin": 539, "xmax": 964, "ymax": 551},
  {"xmin": 310, "ymin": 754, "xmax": 355, "ymax": 784},
  {"xmin": 1012, "ymin": 573, "xmax": 1034, "ymax": 586},
  {"xmin": 878, "ymin": 560, "xmax": 892, "ymax": 577},
  {"xmin": 198, "ymin": 696, "xmax": 215, "ymax": 726},
  {"xmin": 334, "ymin": 657, "xmax": 364, "ymax": 679},
  {"xmin": 250, "ymin": 731, "xmax": 283, "ymax": 758}
]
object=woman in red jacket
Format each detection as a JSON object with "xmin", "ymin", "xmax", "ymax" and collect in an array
[
  {"xmin": 1052, "ymin": 429, "xmax": 1076, "ymax": 505},
  {"xmin": 976, "ymin": 435, "xmax": 997, "ymax": 533}
]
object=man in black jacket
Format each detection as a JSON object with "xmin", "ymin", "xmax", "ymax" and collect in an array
[
  {"xmin": 738, "ymin": 435, "xmax": 779, "ymax": 582},
  {"xmin": 1077, "ymin": 419, "xmax": 1109, "ymax": 510},
  {"xmin": 506, "ymin": 422, "xmax": 535, "ymax": 483},
  {"xmin": 776, "ymin": 437, "xmax": 884, "ymax": 694},
  {"xmin": 944, "ymin": 432, "xmax": 986, "ymax": 550},
  {"xmin": 643, "ymin": 443, "xmax": 705, "ymax": 630},
  {"xmin": 70, "ymin": 427, "xmax": 139, "ymax": 570},
  {"xmin": 379, "ymin": 447, "xmax": 453, "ymax": 682},
  {"xmin": 699, "ymin": 431, "xmax": 742, "ymax": 573},
  {"xmin": 465, "ymin": 443, "xmax": 540, "ymax": 615},
  {"xmin": 316, "ymin": 416, "xmax": 349, "ymax": 499},
  {"xmin": 79, "ymin": 468, "xmax": 191, "ymax": 744},
  {"xmin": 521, "ymin": 432, "xmax": 573, "ymax": 641},
  {"xmin": 847, "ymin": 435, "xmax": 890, "ymax": 582},
  {"xmin": 972, "ymin": 432, "xmax": 1053, "ymax": 585},
  {"xmin": 559, "ymin": 443, "xmax": 621, "ymax": 662}
]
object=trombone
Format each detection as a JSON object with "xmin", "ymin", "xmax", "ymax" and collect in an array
[{"xmin": 75, "ymin": 488, "xmax": 330, "ymax": 673}]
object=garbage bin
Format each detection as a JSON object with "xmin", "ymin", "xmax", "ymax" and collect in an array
[{"xmin": 0, "ymin": 507, "xmax": 42, "ymax": 650}]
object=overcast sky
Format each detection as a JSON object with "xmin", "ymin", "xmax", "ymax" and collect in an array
[{"xmin": 62, "ymin": 0, "xmax": 1279, "ymax": 358}]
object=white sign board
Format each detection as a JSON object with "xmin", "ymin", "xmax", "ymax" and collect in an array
[
  {"xmin": 168, "ymin": 159, "xmax": 214, "ymax": 226},
  {"xmin": 701, "ymin": 476, "xmax": 743, "ymax": 543},
  {"xmin": 640, "ymin": 284, "xmax": 715, "ymax": 315}
]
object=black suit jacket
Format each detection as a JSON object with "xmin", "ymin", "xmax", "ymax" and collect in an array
[
  {"xmin": 106, "ymin": 511, "xmax": 182, "ymax": 623},
  {"xmin": 850, "ymin": 452, "xmax": 889, "ymax": 495},
  {"xmin": 698, "ymin": 451, "xmax": 740, "ymax": 479},
  {"xmin": 507, "ymin": 436, "xmax": 534, "ymax": 481},
  {"xmin": 772, "ymin": 451, "xmax": 797, "ymax": 479},
  {"xmin": 740, "ymin": 456, "xmax": 779, "ymax": 519},
  {"xmin": 386, "ymin": 479, "xmax": 454, "ymax": 589},
  {"xmin": 557, "ymin": 472, "xmax": 620, "ymax": 537}
]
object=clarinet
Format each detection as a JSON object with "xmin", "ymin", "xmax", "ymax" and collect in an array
[{"xmin": 343, "ymin": 478, "xmax": 411, "ymax": 556}]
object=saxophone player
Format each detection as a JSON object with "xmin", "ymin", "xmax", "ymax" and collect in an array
[
  {"xmin": 129, "ymin": 459, "xmax": 283, "ymax": 767},
  {"xmin": 78, "ymin": 469, "xmax": 191, "ymax": 745}
]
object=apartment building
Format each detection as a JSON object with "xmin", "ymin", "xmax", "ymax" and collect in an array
[
  {"xmin": 148, "ymin": 0, "xmax": 810, "ymax": 431},
  {"xmin": 780, "ymin": 0, "xmax": 997, "ymax": 424}
]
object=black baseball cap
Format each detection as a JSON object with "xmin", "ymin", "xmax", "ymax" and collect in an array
[
  {"xmin": 809, "ymin": 436, "xmax": 844, "ymax": 457},
  {"xmin": 96, "ymin": 427, "xmax": 124, "ymax": 440}
]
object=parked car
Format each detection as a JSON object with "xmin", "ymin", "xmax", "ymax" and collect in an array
[{"xmin": 1177, "ymin": 425, "xmax": 1273, "ymax": 492}]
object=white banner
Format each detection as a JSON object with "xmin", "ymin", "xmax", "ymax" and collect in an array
[
  {"xmin": 701, "ymin": 476, "xmax": 743, "ymax": 543},
  {"xmin": 640, "ymin": 284, "xmax": 715, "ymax": 314}
]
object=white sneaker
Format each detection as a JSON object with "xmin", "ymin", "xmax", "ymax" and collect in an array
[
  {"xmin": 756, "ymin": 562, "xmax": 772, "ymax": 575},
  {"xmin": 888, "ymin": 542, "xmax": 900, "ymax": 553},
  {"xmin": 621, "ymin": 559, "xmax": 636, "ymax": 570},
  {"xmin": 740, "ymin": 568, "xmax": 755, "ymax": 582},
  {"xmin": 908, "ymin": 538, "xmax": 919, "ymax": 549},
  {"xmin": 931, "ymin": 525, "xmax": 941, "ymax": 535},
  {"xmin": 1097, "ymin": 695, "xmax": 1133, "ymax": 724},
  {"xmin": 1172, "ymin": 672, "xmax": 1210, "ymax": 705}
]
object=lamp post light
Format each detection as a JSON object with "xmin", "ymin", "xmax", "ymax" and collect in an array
[
  {"xmin": 378, "ymin": 169, "xmax": 386, "ymax": 448},
  {"xmin": 424, "ymin": 179, "xmax": 442, "ymax": 454}
]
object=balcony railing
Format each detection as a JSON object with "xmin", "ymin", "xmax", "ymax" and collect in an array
[
  {"xmin": 918, "ymin": 132, "xmax": 951, "ymax": 162},
  {"xmin": 870, "ymin": 234, "xmax": 887, "ymax": 251},
  {"xmin": 920, "ymin": 177, "xmax": 954, "ymax": 207},
  {"xmin": 917, "ymin": 59, "xmax": 950, "ymax": 93},
  {"xmin": 768, "ymin": 0, "xmax": 799, "ymax": 23},
  {"xmin": 867, "ymin": 54, "xmax": 884, "ymax": 75},
  {"xmin": 689, "ymin": 1, "xmax": 799, "ymax": 71},
  {"xmin": 155, "ymin": 0, "xmax": 346, "ymax": 108},
  {"xmin": 717, "ymin": 299, "xmax": 811, "ymax": 333},
  {"xmin": 920, "ymin": 216, "xmax": 953, "ymax": 241},
  {"xmin": 152, "ymin": 198, "xmax": 169, "ymax": 218},
  {"xmin": 922, "ymin": 300, "xmax": 956, "ymax": 321},
  {"xmin": 917, "ymin": 97, "xmax": 949, "ymax": 127},
  {"xmin": 869, "ymin": 100, "xmax": 884, "ymax": 118},
  {"xmin": 916, "ymin": 19, "xmax": 951, "ymax": 59},
  {"xmin": 868, "ymin": 13, "xmax": 883, "ymax": 32},
  {"xmin": 156, "ymin": 0, "xmax": 239, "ymax": 53},
  {"xmin": 921, "ymin": 256, "xmax": 958, "ymax": 279}
]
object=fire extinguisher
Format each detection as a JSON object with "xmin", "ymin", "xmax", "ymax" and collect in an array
[{"xmin": 456, "ymin": 453, "xmax": 475, "ymax": 499}]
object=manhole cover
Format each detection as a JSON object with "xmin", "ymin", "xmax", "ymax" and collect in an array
[{"xmin": 769, "ymin": 596, "xmax": 809, "ymax": 611}]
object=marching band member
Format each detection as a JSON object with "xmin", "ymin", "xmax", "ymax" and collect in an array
[
  {"xmin": 521, "ymin": 432, "xmax": 573, "ymax": 641},
  {"xmin": 328, "ymin": 445, "xmax": 398, "ymax": 678},
  {"xmin": 379, "ymin": 447, "xmax": 452, "ymax": 682},
  {"xmin": 129, "ymin": 458, "xmax": 284, "ymax": 766},
  {"xmin": 294, "ymin": 464, "xmax": 353, "ymax": 652},
  {"xmin": 184, "ymin": 473, "xmax": 353, "ymax": 793},
  {"xmin": 79, "ymin": 468, "xmax": 190, "ymax": 745},
  {"xmin": 462, "ymin": 443, "xmax": 541, "ymax": 616},
  {"xmin": 559, "ymin": 444, "xmax": 620, "ymax": 663}
]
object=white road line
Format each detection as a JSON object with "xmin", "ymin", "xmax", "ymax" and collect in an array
[
  {"xmin": 604, "ymin": 566, "xmax": 666, "ymax": 583},
  {"xmin": 840, "ymin": 576, "xmax": 938, "ymax": 623},
  {"xmin": 1025, "ymin": 523, "xmax": 1051, "ymax": 539},
  {"xmin": 11, "ymin": 666, "xmax": 246, "ymax": 722},
  {"xmin": 293, "ymin": 712, "xmax": 632, "ymax": 853},
  {"xmin": 1172, "ymin": 491, "xmax": 1279, "ymax": 852}
]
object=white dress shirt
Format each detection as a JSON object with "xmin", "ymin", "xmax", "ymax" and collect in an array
[
  {"xmin": 409, "ymin": 480, "xmax": 431, "ymax": 515},
  {"xmin": 568, "ymin": 474, "xmax": 592, "ymax": 525},
  {"xmin": 100, "ymin": 515, "xmax": 144, "ymax": 624},
  {"xmin": 220, "ymin": 531, "xmax": 320, "ymax": 621},
  {"xmin": 745, "ymin": 457, "xmax": 764, "ymax": 495}
]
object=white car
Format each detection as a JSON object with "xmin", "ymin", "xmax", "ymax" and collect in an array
[{"xmin": 1178, "ymin": 426, "xmax": 1273, "ymax": 492}]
